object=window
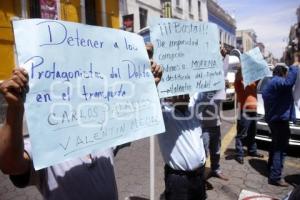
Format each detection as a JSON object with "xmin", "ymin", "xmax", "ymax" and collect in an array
[
  {"xmin": 85, "ymin": 0, "xmax": 97, "ymax": 25},
  {"xmin": 237, "ymin": 38, "xmax": 242, "ymax": 45},
  {"xmin": 29, "ymin": 0, "xmax": 41, "ymax": 18},
  {"xmin": 188, "ymin": 0, "xmax": 192, "ymax": 13},
  {"xmin": 198, "ymin": 1, "xmax": 202, "ymax": 20},
  {"xmin": 139, "ymin": 8, "xmax": 148, "ymax": 29},
  {"xmin": 175, "ymin": 0, "xmax": 182, "ymax": 13}
]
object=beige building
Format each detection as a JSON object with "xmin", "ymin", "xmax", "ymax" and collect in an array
[
  {"xmin": 171, "ymin": 0, "xmax": 208, "ymax": 21},
  {"xmin": 236, "ymin": 29, "xmax": 257, "ymax": 53}
]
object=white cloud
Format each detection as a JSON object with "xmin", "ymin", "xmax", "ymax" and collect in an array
[{"xmin": 237, "ymin": 6, "xmax": 297, "ymax": 58}]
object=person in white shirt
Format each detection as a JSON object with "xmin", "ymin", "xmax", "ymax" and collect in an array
[{"xmin": 158, "ymin": 94, "xmax": 207, "ymax": 200}]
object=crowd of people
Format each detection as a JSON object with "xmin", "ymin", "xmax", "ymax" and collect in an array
[{"xmin": 0, "ymin": 41, "xmax": 299, "ymax": 200}]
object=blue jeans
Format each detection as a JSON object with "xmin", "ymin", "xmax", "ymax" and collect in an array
[
  {"xmin": 235, "ymin": 111, "xmax": 258, "ymax": 158},
  {"xmin": 202, "ymin": 126, "xmax": 221, "ymax": 173},
  {"xmin": 268, "ymin": 121, "xmax": 290, "ymax": 182}
]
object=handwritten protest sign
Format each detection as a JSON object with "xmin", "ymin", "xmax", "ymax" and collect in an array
[
  {"xmin": 150, "ymin": 18, "xmax": 225, "ymax": 98},
  {"xmin": 13, "ymin": 19, "xmax": 165, "ymax": 170},
  {"xmin": 241, "ymin": 47, "xmax": 271, "ymax": 86}
]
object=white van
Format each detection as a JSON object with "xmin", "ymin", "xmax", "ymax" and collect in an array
[{"xmin": 256, "ymin": 76, "xmax": 300, "ymax": 146}]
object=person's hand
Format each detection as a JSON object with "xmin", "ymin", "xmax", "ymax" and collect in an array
[
  {"xmin": 0, "ymin": 68, "xmax": 28, "ymax": 106},
  {"xmin": 150, "ymin": 61, "xmax": 162, "ymax": 86}
]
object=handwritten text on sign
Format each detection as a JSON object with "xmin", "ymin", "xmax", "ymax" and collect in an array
[
  {"xmin": 13, "ymin": 19, "xmax": 165, "ymax": 170},
  {"xmin": 241, "ymin": 47, "xmax": 271, "ymax": 86},
  {"xmin": 150, "ymin": 19, "xmax": 225, "ymax": 98}
]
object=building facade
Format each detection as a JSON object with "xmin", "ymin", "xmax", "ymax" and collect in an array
[
  {"xmin": 121, "ymin": 0, "xmax": 162, "ymax": 32},
  {"xmin": 281, "ymin": 6, "xmax": 300, "ymax": 65},
  {"xmin": 236, "ymin": 29, "xmax": 257, "ymax": 53},
  {"xmin": 171, "ymin": 0, "xmax": 208, "ymax": 22},
  {"xmin": 283, "ymin": 6, "xmax": 300, "ymax": 65},
  {"xmin": 121, "ymin": 0, "xmax": 209, "ymax": 33},
  {"xmin": 207, "ymin": 0, "xmax": 236, "ymax": 51},
  {"xmin": 256, "ymin": 42, "xmax": 265, "ymax": 56},
  {"xmin": 0, "ymin": 0, "xmax": 120, "ymax": 80}
]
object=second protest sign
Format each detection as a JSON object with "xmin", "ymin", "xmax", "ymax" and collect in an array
[{"xmin": 150, "ymin": 18, "xmax": 225, "ymax": 98}]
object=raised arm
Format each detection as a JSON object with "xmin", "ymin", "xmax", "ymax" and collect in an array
[
  {"xmin": 0, "ymin": 69, "xmax": 30, "ymax": 175},
  {"xmin": 275, "ymin": 66, "xmax": 299, "ymax": 89}
]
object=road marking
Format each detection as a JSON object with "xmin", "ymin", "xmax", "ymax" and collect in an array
[
  {"xmin": 283, "ymin": 160, "xmax": 300, "ymax": 169},
  {"xmin": 220, "ymin": 125, "xmax": 237, "ymax": 156},
  {"xmin": 206, "ymin": 124, "xmax": 236, "ymax": 167}
]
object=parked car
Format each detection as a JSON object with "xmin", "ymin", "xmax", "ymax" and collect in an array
[
  {"xmin": 223, "ymin": 71, "xmax": 235, "ymax": 106},
  {"xmin": 223, "ymin": 54, "xmax": 240, "ymax": 107},
  {"xmin": 255, "ymin": 76, "xmax": 300, "ymax": 146}
]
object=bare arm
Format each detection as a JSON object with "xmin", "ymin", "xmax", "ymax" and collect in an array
[{"xmin": 0, "ymin": 69, "xmax": 30, "ymax": 175}]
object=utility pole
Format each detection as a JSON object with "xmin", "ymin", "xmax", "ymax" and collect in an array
[{"xmin": 150, "ymin": 2, "xmax": 172, "ymax": 200}]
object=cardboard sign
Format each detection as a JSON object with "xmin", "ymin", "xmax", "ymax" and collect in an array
[
  {"xmin": 241, "ymin": 47, "xmax": 271, "ymax": 86},
  {"xmin": 150, "ymin": 18, "xmax": 225, "ymax": 98},
  {"xmin": 13, "ymin": 19, "xmax": 165, "ymax": 169}
]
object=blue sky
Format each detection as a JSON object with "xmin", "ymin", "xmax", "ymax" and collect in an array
[{"xmin": 217, "ymin": 0, "xmax": 299, "ymax": 59}]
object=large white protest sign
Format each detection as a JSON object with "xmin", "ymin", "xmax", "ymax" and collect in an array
[
  {"xmin": 13, "ymin": 19, "xmax": 165, "ymax": 169},
  {"xmin": 241, "ymin": 47, "xmax": 271, "ymax": 86},
  {"xmin": 150, "ymin": 18, "xmax": 225, "ymax": 98}
]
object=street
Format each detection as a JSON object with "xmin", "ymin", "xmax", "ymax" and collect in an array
[{"xmin": 1, "ymin": 108, "xmax": 299, "ymax": 200}]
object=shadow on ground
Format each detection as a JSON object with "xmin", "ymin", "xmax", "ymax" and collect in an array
[
  {"xmin": 248, "ymin": 158, "xmax": 269, "ymax": 177},
  {"xmin": 224, "ymin": 148, "xmax": 236, "ymax": 160},
  {"xmin": 285, "ymin": 174, "xmax": 300, "ymax": 187}
]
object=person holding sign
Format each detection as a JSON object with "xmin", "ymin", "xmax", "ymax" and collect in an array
[
  {"xmin": 158, "ymin": 94, "xmax": 207, "ymax": 200},
  {"xmin": 262, "ymin": 65, "xmax": 298, "ymax": 187},
  {"xmin": 0, "ymin": 64, "xmax": 163, "ymax": 200},
  {"xmin": 234, "ymin": 67, "xmax": 264, "ymax": 164},
  {"xmin": 144, "ymin": 42, "xmax": 206, "ymax": 200}
]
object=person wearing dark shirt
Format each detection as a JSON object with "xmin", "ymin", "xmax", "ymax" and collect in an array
[{"xmin": 262, "ymin": 65, "xmax": 298, "ymax": 187}]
